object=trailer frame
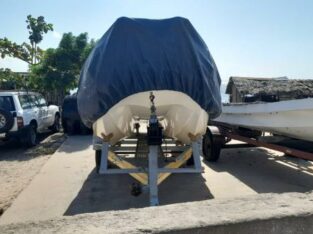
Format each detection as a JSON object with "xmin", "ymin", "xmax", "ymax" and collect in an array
[
  {"xmin": 205, "ymin": 121, "xmax": 313, "ymax": 161},
  {"xmin": 93, "ymin": 134, "xmax": 204, "ymax": 206}
]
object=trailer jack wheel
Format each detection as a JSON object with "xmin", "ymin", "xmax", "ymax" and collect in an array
[{"xmin": 131, "ymin": 182, "xmax": 142, "ymax": 196}]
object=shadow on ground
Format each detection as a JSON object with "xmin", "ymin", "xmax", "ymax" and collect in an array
[
  {"xmin": 57, "ymin": 135, "xmax": 92, "ymax": 153},
  {"xmin": 64, "ymin": 168, "xmax": 213, "ymax": 215},
  {"xmin": 65, "ymin": 143, "xmax": 313, "ymax": 216},
  {"xmin": 205, "ymin": 147, "xmax": 313, "ymax": 194},
  {"xmin": 0, "ymin": 132, "xmax": 66, "ymax": 162}
]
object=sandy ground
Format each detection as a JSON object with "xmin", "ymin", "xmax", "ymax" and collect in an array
[
  {"xmin": 0, "ymin": 136, "xmax": 94, "ymax": 224},
  {"xmin": 0, "ymin": 133, "xmax": 66, "ymax": 216}
]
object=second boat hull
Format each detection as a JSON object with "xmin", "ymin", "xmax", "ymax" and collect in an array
[{"xmin": 215, "ymin": 98, "xmax": 313, "ymax": 142}]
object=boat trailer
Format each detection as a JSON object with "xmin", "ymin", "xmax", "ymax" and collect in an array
[
  {"xmin": 204, "ymin": 121, "xmax": 313, "ymax": 162},
  {"xmin": 92, "ymin": 117, "xmax": 313, "ymax": 206},
  {"xmin": 92, "ymin": 93, "xmax": 205, "ymax": 206}
]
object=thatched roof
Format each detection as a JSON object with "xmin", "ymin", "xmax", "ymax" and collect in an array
[{"xmin": 226, "ymin": 76, "xmax": 313, "ymax": 99}]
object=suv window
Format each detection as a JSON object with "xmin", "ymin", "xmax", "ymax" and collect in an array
[
  {"xmin": 18, "ymin": 95, "xmax": 32, "ymax": 109},
  {"xmin": 36, "ymin": 94, "xmax": 47, "ymax": 107},
  {"xmin": 29, "ymin": 95, "xmax": 39, "ymax": 107},
  {"xmin": 0, "ymin": 96, "xmax": 15, "ymax": 111}
]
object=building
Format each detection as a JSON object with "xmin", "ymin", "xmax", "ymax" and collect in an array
[{"xmin": 226, "ymin": 76, "xmax": 313, "ymax": 103}]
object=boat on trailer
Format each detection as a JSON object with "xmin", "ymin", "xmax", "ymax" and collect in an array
[
  {"xmin": 77, "ymin": 17, "xmax": 221, "ymax": 205},
  {"xmin": 215, "ymin": 98, "xmax": 313, "ymax": 142}
]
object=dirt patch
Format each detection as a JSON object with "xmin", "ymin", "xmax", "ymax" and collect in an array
[
  {"xmin": 0, "ymin": 133, "xmax": 66, "ymax": 216},
  {"xmin": 25, "ymin": 133, "xmax": 67, "ymax": 157}
]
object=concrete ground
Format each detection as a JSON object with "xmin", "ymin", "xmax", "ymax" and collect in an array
[
  {"xmin": 1, "ymin": 135, "xmax": 313, "ymax": 225},
  {"xmin": 2, "ymin": 192, "xmax": 313, "ymax": 234}
]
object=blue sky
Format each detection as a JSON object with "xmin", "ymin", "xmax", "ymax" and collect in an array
[{"xmin": 1, "ymin": 0, "xmax": 313, "ymax": 84}]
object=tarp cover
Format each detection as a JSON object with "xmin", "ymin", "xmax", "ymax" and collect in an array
[{"xmin": 78, "ymin": 17, "xmax": 221, "ymax": 127}]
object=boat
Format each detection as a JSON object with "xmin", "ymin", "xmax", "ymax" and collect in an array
[
  {"xmin": 214, "ymin": 98, "xmax": 313, "ymax": 142},
  {"xmin": 77, "ymin": 17, "xmax": 221, "ymax": 145}
]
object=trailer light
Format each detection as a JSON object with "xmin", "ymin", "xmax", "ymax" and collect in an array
[{"xmin": 17, "ymin": 116, "xmax": 24, "ymax": 129}]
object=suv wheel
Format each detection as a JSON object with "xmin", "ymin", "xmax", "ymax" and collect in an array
[
  {"xmin": 51, "ymin": 114, "xmax": 61, "ymax": 133},
  {"xmin": 0, "ymin": 108, "xmax": 14, "ymax": 133},
  {"xmin": 80, "ymin": 122, "xmax": 91, "ymax": 135},
  {"xmin": 65, "ymin": 120, "xmax": 75, "ymax": 135},
  {"xmin": 24, "ymin": 124, "xmax": 37, "ymax": 147}
]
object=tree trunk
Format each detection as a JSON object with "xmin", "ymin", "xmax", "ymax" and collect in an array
[
  {"xmin": 33, "ymin": 43, "xmax": 36, "ymax": 64},
  {"xmin": 31, "ymin": 42, "xmax": 34, "ymax": 65}
]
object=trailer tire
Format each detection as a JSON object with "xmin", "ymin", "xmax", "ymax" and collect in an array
[{"xmin": 202, "ymin": 127, "xmax": 223, "ymax": 162}]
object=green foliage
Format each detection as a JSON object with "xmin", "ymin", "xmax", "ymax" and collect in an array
[
  {"xmin": 26, "ymin": 15, "xmax": 53, "ymax": 45},
  {"xmin": 0, "ymin": 38, "xmax": 32, "ymax": 64},
  {"xmin": 26, "ymin": 15, "xmax": 53, "ymax": 64},
  {"xmin": 29, "ymin": 32, "xmax": 95, "ymax": 103},
  {"xmin": 0, "ymin": 14, "xmax": 94, "ymax": 104},
  {"xmin": 0, "ymin": 68, "xmax": 26, "ymax": 90},
  {"xmin": 0, "ymin": 15, "xmax": 53, "ymax": 65}
]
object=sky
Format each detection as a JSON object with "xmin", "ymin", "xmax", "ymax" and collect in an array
[{"xmin": 1, "ymin": 0, "xmax": 313, "ymax": 85}]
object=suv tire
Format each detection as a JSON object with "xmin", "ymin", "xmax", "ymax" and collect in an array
[
  {"xmin": 80, "ymin": 122, "xmax": 91, "ymax": 135},
  {"xmin": 51, "ymin": 114, "xmax": 61, "ymax": 133},
  {"xmin": 24, "ymin": 124, "xmax": 37, "ymax": 147},
  {"xmin": 0, "ymin": 108, "xmax": 14, "ymax": 134},
  {"xmin": 65, "ymin": 119, "xmax": 75, "ymax": 135}
]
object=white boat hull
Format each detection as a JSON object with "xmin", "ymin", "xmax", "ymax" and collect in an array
[
  {"xmin": 215, "ymin": 98, "xmax": 313, "ymax": 142},
  {"xmin": 93, "ymin": 90, "xmax": 209, "ymax": 145}
]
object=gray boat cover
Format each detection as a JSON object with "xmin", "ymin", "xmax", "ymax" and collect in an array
[{"xmin": 78, "ymin": 17, "xmax": 221, "ymax": 127}]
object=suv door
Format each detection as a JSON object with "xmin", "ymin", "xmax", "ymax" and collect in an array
[
  {"xmin": 18, "ymin": 94, "xmax": 43, "ymax": 129},
  {"xmin": 35, "ymin": 94, "xmax": 50, "ymax": 128},
  {"xmin": 28, "ymin": 94, "xmax": 45, "ymax": 130}
]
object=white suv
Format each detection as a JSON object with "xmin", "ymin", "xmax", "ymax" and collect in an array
[{"xmin": 0, "ymin": 91, "xmax": 60, "ymax": 146}]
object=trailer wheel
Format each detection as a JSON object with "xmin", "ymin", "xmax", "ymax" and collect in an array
[{"xmin": 202, "ymin": 127, "xmax": 224, "ymax": 162}]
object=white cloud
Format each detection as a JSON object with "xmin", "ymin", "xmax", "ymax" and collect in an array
[
  {"xmin": 221, "ymin": 79, "xmax": 229, "ymax": 85},
  {"xmin": 52, "ymin": 31, "xmax": 62, "ymax": 39}
]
